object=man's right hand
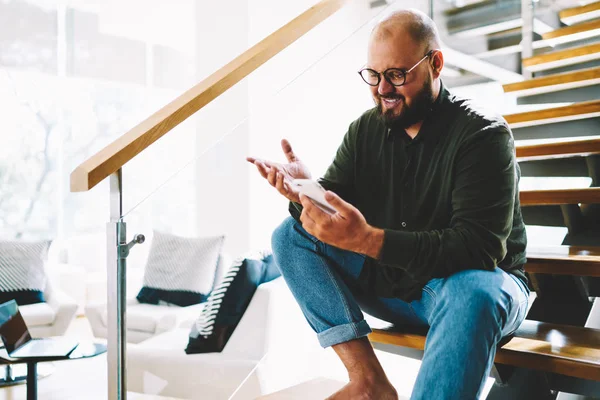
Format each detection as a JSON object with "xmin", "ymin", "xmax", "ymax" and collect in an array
[{"xmin": 246, "ymin": 139, "xmax": 311, "ymax": 204}]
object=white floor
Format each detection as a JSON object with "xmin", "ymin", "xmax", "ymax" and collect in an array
[
  {"xmin": 0, "ymin": 318, "xmax": 182, "ymax": 400},
  {"xmin": 232, "ymin": 341, "xmax": 495, "ymax": 400}
]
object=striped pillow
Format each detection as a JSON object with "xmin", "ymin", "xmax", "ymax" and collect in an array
[
  {"xmin": 185, "ymin": 250, "xmax": 280, "ymax": 354},
  {"xmin": 0, "ymin": 241, "xmax": 50, "ymax": 305},
  {"xmin": 136, "ymin": 231, "xmax": 224, "ymax": 307}
]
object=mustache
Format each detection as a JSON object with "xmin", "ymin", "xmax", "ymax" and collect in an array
[{"xmin": 377, "ymin": 94, "xmax": 404, "ymax": 101}]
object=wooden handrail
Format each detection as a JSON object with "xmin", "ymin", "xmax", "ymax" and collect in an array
[{"xmin": 70, "ymin": 0, "xmax": 347, "ymax": 192}]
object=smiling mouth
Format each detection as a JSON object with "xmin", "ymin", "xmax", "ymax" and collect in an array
[{"xmin": 381, "ymin": 97, "xmax": 402, "ymax": 107}]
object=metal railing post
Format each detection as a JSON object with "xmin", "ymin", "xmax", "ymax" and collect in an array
[{"xmin": 108, "ymin": 169, "xmax": 127, "ymax": 400}]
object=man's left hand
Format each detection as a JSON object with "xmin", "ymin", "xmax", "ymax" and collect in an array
[{"xmin": 299, "ymin": 191, "xmax": 384, "ymax": 258}]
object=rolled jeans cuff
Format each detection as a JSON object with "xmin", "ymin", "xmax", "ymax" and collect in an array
[{"xmin": 317, "ymin": 320, "xmax": 372, "ymax": 348}]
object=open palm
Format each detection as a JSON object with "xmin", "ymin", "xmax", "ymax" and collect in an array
[{"xmin": 247, "ymin": 139, "xmax": 311, "ymax": 203}]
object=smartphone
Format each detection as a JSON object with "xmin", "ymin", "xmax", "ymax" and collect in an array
[{"xmin": 291, "ymin": 179, "xmax": 338, "ymax": 215}]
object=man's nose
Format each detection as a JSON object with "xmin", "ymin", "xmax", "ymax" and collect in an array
[{"xmin": 377, "ymin": 77, "xmax": 394, "ymax": 96}]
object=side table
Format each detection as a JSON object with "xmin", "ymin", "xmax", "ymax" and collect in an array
[{"xmin": 0, "ymin": 342, "xmax": 107, "ymax": 400}]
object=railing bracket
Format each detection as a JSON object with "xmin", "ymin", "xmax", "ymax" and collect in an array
[{"xmin": 118, "ymin": 234, "xmax": 145, "ymax": 260}]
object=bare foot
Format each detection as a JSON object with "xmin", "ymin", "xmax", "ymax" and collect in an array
[{"xmin": 325, "ymin": 378, "xmax": 398, "ymax": 400}]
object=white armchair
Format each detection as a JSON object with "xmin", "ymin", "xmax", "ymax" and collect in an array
[
  {"xmin": 85, "ymin": 298, "xmax": 206, "ymax": 344},
  {"xmin": 20, "ymin": 278, "xmax": 78, "ymax": 338},
  {"xmin": 85, "ymin": 253, "xmax": 232, "ymax": 344}
]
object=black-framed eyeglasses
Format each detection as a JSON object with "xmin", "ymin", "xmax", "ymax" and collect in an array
[{"xmin": 358, "ymin": 50, "xmax": 434, "ymax": 87}]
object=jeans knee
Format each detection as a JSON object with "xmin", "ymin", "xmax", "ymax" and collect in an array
[
  {"xmin": 439, "ymin": 271, "xmax": 509, "ymax": 323},
  {"xmin": 271, "ymin": 218, "xmax": 292, "ymax": 253},
  {"xmin": 466, "ymin": 286, "xmax": 502, "ymax": 311},
  {"xmin": 271, "ymin": 217, "xmax": 296, "ymax": 256}
]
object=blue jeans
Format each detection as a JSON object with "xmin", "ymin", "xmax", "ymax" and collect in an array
[{"xmin": 271, "ymin": 217, "xmax": 530, "ymax": 400}]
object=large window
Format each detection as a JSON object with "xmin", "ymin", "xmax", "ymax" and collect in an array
[{"xmin": 0, "ymin": 0, "xmax": 196, "ymax": 240}]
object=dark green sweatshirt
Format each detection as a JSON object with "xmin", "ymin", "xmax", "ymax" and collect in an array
[{"xmin": 290, "ymin": 83, "xmax": 528, "ymax": 301}]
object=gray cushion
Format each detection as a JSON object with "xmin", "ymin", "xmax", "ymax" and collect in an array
[
  {"xmin": 0, "ymin": 241, "xmax": 50, "ymax": 305},
  {"xmin": 137, "ymin": 231, "xmax": 224, "ymax": 307}
]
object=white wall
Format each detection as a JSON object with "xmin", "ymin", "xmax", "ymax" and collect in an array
[
  {"xmin": 246, "ymin": 0, "xmax": 392, "ymax": 251},
  {"xmin": 193, "ymin": 0, "xmax": 251, "ymax": 257}
]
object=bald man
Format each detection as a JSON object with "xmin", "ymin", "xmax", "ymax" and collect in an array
[{"xmin": 248, "ymin": 9, "xmax": 529, "ymax": 400}]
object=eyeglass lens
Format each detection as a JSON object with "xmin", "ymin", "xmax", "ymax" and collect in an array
[{"xmin": 359, "ymin": 69, "xmax": 406, "ymax": 86}]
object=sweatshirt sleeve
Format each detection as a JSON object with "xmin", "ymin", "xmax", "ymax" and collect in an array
[{"xmin": 377, "ymin": 124, "xmax": 517, "ymax": 280}]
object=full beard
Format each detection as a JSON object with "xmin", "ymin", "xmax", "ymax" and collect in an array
[{"xmin": 376, "ymin": 77, "xmax": 435, "ymax": 130}]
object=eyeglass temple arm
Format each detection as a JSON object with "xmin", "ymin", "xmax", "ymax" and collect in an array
[{"xmin": 405, "ymin": 50, "xmax": 434, "ymax": 74}]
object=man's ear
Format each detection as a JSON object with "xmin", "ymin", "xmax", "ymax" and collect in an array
[{"xmin": 430, "ymin": 50, "xmax": 444, "ymax": 78}]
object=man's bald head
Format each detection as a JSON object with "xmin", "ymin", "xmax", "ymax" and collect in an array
[
  {"xmin": 365, "ymin": 9, "xmax": 443, "ymax": 133},
  {"xmin": 371, "ymin": 9, "xmax": 441, "ymax": 53}
]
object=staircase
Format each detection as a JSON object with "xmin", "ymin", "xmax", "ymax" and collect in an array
[
  {"xmin": 455, "ymin": 0, "xmax": 600, "ymax": 345},
  {"xmin": 369, "ymin": 2, "xmax": 600, "ymax": 398},
  {"xmin": 444, "ymin": 0, "xmax": 600, "ymax": 86},
  {"xmin": 500, "ymin": 0, "xmax": 600, "ymax": 266}
]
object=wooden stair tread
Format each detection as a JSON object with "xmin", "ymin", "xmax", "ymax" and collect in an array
[
  {"xmin": 522, "ymin": 43, "xmax": 600, "ymax": 72},
  {"xmin": 503, "ymin": 67, "xmax": 600, "ymax": 96},
  {"xmin": 369, "ymin": 320, "xmax": 600, "ymax": 381},
  {"xmin": 542, "ymin": 18, "xmax": 600, "ymax": 42},
  {"xmin": 528, "ymin": 245, "xmax": 600, "ymax": 260},
  {"xmin": 526, "ymin": 245, "xmax": 600, "ymax": 276},
  {"xmin": 518, "ymin": 176, "xmax": 598, "ymax": 206},
  {"xmin": 516, "ymin": 135, "xmax": 600, "ymax": 160},
  {"xmin": 520, "ymin": 187, "xmax": 600, "ymax": 206},
  {"xmin": 504, "ymin": 99, "xmax": 600, "ymax": 129},
  {"xmin": 523, "ymin": 43, "xmax": 600, "ymax": 66},
  {"xmin": 560, "ymin": 1, "xmax": 600, "ymax": 25}
]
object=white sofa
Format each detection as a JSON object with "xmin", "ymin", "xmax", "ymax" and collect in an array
[
  {"xmin": 20, "ymin": 270, "xmax": 78, "ymax": 338},
  {"xmin": 126, "ymin": 277, "xmax": 326, "ymax": 399}
]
